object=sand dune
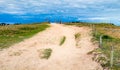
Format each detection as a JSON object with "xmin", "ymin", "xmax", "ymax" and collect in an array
[{"xmin": 0, "ymin": 24, "xmax": 102, "ymax": 70}]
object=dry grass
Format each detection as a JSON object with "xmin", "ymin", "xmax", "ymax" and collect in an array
[
  {"xmin": 66, "ymin": 23, "xmax": 120, "ymax": 69},
  {"xmin": 92, "ymin": 24, "xmax": 120, "ymax": 69}
]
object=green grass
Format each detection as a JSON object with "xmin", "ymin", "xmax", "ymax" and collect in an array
[
  {"xmin": 41, "ymin": 48, "xmax": 52, "ymax": 59},
  {"xmin": 65, "ymin": 23, "xmax": 92, "ymax": 27},
  {"xmin": 0, "ymin": 23, "xmax": 50, "ymax": 49},
  {"xmin": 59, "ymin": 36, "xmax": 66, "ymax": 46}
]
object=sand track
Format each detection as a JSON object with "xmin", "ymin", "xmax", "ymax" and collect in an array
[{"xmin": 0, "ymin": 24, "xmax": 102, "ymax": 70}]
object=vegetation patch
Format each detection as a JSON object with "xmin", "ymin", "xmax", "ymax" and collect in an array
[
  {"xmin": 75, "ymin": 33, "xmax": 81, "ymax": 46},
  {"xmin": 38, "ymin": 48, "xmax": 52, "ymax": 59},
  {"xmin": 9, "ymin": 50, "xmax": 22, "ymax": 56},
  {"xmin": 92, "ymin": 24, "xmax": 120, "ymax": 70},
  {"xmin": 59, "ymin": 36, "xmax": 66, "ymax": 46},
  {"xmin": 0, "ymin": 23, "xmax": 49, "ymax": 49},
  {"xmin": 65, "ymin": 22, "xmax": 120, "ymax": 69},
  {"xmin": 75, "ymin": 33, "xmax": 81, "ymax": 40}
]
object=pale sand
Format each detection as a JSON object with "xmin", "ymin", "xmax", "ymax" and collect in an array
[{"xmin": 0, "ymin": 24, "xmax": 102, "ymax": 70}]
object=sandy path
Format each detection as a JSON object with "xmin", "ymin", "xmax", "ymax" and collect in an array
[{"xmin": 0, "ymin": 24, "xmax": 102, "ymax": 70}]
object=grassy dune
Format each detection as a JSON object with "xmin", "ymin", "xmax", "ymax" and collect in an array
[
  {"xmin": 92, "ymin": 24, "xmax": 120, "ymax": 69},
  {"xmin": 66, "ymin": 23, "xmax": 120, "ymax": 69},
  {"xmin": 0, "ymin": 23, "xmax": 49, "ymax": 49}
]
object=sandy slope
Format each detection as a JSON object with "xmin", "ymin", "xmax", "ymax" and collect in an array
[{"xmin": 0, "ymin": 24, "xmax": 102, "ymax": 70}]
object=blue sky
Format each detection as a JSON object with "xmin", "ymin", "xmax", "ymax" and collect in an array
[{"xmin": 0, "ymin": 0, "xmax": 120, "ymax": 25}]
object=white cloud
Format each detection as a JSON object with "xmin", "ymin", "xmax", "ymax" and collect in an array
[
  {"xmin": 0, "ymin": 0, "xmax": 120, "ymax": 15},
  {"xmin": 14, "ymin": 15, "xmax": 33, "ymax": 19},
  {"xmin": 78, "ymin": 17, "xmax": 111, "ymax": 21},
  {"xmin": 88, "ymin": 17, "xmax": 108, "ymax": 20}
]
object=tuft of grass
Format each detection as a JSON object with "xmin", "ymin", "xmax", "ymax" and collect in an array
[
  {"xmin": 59, "ymin": 36, "xmax": 66, "ymax": 46},
  {"xmin": 9, "ymin": 50, "xmax": 22, "ymax": 56},
  {"xmin": 12, "ymin": 52, "xmax": 22, "ymax": 56},
  {"xmin": 75, "ymin": 33, "xmax": 81, "ymax": 40},
  {"xmin": 39, "ymin": 48, "xmax": 52, "ymax": 59},
  {"xmin": 75, "ymin": 33, "xmax": 81, "ymax": 46},
  {"xmin": 0, "ymin": 23, "xmax": 49, "ymax": 49}
]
